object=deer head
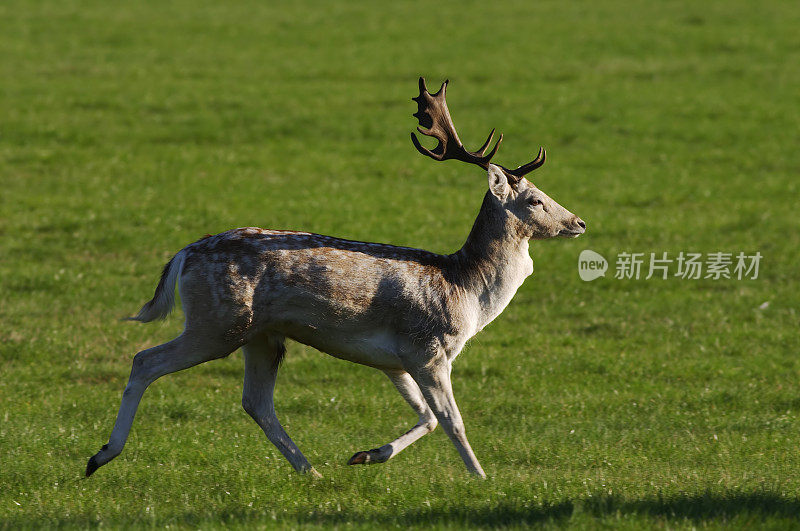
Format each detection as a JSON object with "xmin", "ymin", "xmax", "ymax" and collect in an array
[{"xmin": 412, "ymin": 77, "xmax": 585, "ymax": 240}]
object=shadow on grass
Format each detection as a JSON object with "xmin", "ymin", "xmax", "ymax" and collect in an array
[
  {"xmin": 291, "ymin": 492, "xmax": 800, "ymax": 526},
  {"xmin": 580, "ymin": 491, "xmax": 800, "ymax": 522},
  {"xmin": 6, "ymin": 491, "xmax": 799, "ymax": 527}
]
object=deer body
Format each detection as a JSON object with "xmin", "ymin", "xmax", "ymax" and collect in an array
[
  {"xmin": 154, "ymin": 191, "xmax": 533, "ymax": 369},
  {"xmin": 86, "ymin": 79, "xmax": 584, "ymax": 479},
  {"xmin": 185, "ymin": 228, "xmax": 463, "ymax": 371}
]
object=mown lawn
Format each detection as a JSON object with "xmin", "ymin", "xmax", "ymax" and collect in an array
[{"xmin": 1, "ymin": 0, "xmax": 799, "ymax": 528}]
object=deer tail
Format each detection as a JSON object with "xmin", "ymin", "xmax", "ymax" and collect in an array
[{"xmin": 126, "ymin": 249, "xmax": 187, "ymax": 323}]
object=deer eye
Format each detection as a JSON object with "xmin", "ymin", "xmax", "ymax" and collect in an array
[{"xmin": 528, "ymin": 198, "xmax": 543, "ymax": 207}]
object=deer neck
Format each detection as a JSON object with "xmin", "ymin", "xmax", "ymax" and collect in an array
[{"xmin": 452, "ymin": 192, "xmax": 533, "ymax": 331}]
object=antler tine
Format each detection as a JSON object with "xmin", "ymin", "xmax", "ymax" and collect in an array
[
  {"xmin": 411, "ymin": 77, "xmax": 502, "ymax": 168},
  {"xmin": 410, "ymin": 130, "xmax": 443, "ymax": 161},
  {"xmin": 419, "ymin": 76, "xmax": 428, "ymax": 94},
  {"xmin": 475, "ymin": 128, "xmax": 504, "ymax": 158},
  {"xmin": 499, "ymin": 147, "xmax": 546, "ymax": 181}
]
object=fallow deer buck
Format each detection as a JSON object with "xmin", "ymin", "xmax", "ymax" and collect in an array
[{"xmin": 86, "ymin": 78, "xmax": 585, "ymax": 479}]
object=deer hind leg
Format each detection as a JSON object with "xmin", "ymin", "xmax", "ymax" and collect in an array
[
  {"xmin": 348, "ymin": 370, "xmax": 438, "ymax": 466},
  {"xmin": 241, "ymin": 334, "xmax": 320, "ymax": 477},
  {"xmin": 408, "ymin": 361, "xmax": 486, "ymax": 478},
  {"xmin": 85, "ymin": 332, "xmax": 235, "ymax": 477}
]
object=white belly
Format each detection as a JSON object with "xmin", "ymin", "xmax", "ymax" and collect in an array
[{"xmin": 278, "ymin": 322, "xmax": 405, "ymax": 371}]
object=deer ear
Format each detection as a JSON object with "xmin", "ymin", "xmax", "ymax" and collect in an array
[{"xmin": 487, "ymin": 165, "xmax": 510, "ymax": 199}]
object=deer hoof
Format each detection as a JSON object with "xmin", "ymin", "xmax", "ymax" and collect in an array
[
  {"xmin": 347, "ymin": 451, "xmax": 371, "ymax": 465},
  {"xmin": 85, "ymin": 456, "xmax": 100, "ymax": 477}
]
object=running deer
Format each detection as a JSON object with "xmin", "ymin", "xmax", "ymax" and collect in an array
[{"xmin": 85, "ymin": 78, "xmax": 585, "ymax": 479}]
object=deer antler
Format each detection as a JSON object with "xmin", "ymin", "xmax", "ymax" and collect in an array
[
  {"xmin": 411, "ymin": 77, "xmax": 546, "ymax": 183},
  {"xmin": 411, "ymin": 77, "xmax": 502, "ymax": 169}
]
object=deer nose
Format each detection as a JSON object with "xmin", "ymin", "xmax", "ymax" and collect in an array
[{"xmin": 574, "ymin": 217, "xmax": 586, "ymax": 232}]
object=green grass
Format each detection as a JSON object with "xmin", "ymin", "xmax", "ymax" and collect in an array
[{"xmin": 1, "ymin": 0, "xmax": 799, "ymax": 528}]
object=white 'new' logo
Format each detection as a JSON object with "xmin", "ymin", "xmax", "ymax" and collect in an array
[{"xmin": 578, "ymin": 250, "xmax": 608, "ymax": 281}]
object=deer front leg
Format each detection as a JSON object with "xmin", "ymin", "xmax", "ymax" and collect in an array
[
  {"xmin": 408, "ymin": 361, "xmax": 486, "ymax": 478},
  {"xmin": 348, "ymin": 370, "xmax": 438, "ymax": 465}
]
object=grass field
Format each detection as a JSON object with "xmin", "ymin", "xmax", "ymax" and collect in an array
[{"xmin": 1, "ymin": 0, "xmax": 799, "ymax": 528}]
